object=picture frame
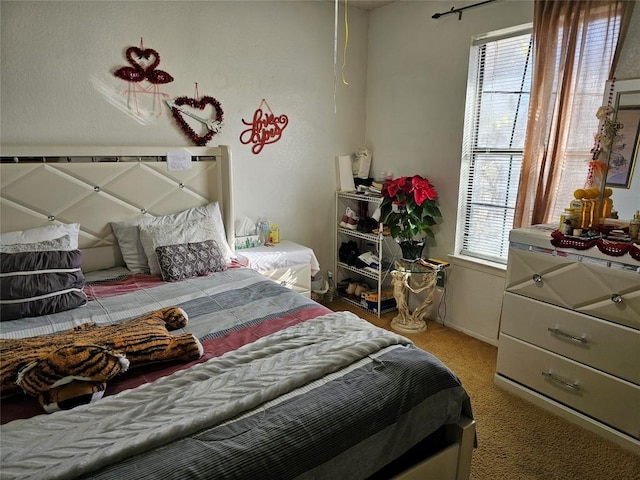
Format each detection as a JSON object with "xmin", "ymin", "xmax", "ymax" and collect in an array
[{"xmin": 606, "ymin": 106, "xmax": 640, "ymax": 188}]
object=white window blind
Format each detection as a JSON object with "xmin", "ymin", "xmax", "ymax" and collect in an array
[{"xmin": 458, "ymin": 27, "xmax": 533, "ymax": 264}]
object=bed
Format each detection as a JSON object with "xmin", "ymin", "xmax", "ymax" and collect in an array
[{"xmin": 0, "ymin": 145, "xmax": 475, "ymax": 480}]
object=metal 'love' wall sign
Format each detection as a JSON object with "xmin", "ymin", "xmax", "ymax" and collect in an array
[{"xmin": 240, "ymin": 99, "xmax": 289, "ymax": 154}]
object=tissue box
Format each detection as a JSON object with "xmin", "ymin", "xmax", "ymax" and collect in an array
[{"xmin": 235, "ymin": 235, "xmax": 260, "ymax": 250}]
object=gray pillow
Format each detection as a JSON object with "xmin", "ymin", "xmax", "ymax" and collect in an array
[
  {"xmin": 0, "ymin": 249, "xmax": 87, "ymax": 321},
  {"xmin": 156, "ymin": 240, "xmax": 226, "ymax": 282}
]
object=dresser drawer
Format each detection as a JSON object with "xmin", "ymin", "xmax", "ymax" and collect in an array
[
  {"xmin": 497, "ymin": 334, "xmax": 640, "ymax": 439},
  {"xmin": 505, "ymin": 248, "xmax": 640, "ymax": 329},
  {"xmin": 501, "ymin": 292, "xmax": 640, "ymax": 384},
  {"xmin": 262, "ymin": 263, "xmax": 311, "ymax": 297}
]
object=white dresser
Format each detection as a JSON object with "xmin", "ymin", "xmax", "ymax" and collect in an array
[{"xmin": 495, "ymin": 225, "xmax": 640, "ymax": 454}]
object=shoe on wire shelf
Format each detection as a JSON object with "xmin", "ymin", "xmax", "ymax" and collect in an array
[{"xmin": 339, "ymin": 207, "xmax": 359, "ymax": 230}]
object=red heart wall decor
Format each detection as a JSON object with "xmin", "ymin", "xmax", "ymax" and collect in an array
[
  {"xmin": 169, "ymin": 96, "xmax": 224, "ymax": 146},
  {"xmin": 126, "ymin": 47, "xmax": 160, "ymax": 73},
  {"xmin": 114, "ymin": 46, "xmax": 174, "ymax": 84}
]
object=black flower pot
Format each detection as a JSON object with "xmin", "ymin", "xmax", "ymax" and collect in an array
[{"xmin": 398, "ymin": 240, "xmax": 425, "ymax": 261}]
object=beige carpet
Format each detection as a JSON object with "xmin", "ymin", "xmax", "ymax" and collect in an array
[{"xmin": 330, "ymin": 300, "xmax": 640, "ymax": 480}]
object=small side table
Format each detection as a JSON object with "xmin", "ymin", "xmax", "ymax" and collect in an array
[
  {"xmin": 390, "ymin": 259, "xmax": 438, "ymax": 334},
  {"xmin": 235, "ymin": 240, "xmax": 320, "ymax": 298}
]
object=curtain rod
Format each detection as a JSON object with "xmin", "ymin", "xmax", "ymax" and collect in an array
[{"xmin": 432, "ymin": 0, "xmax": 498, "ymax": 20}]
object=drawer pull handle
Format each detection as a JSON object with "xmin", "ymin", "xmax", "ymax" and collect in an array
[
  {"xmin": 541, "ymin": 371, "xmax": 580, "ymax": 392},
  {"xmin": 610, "ymin": 293, "xmax": 623, "ymax": 303},
  {"xmin": 532, "ymin": 273, "xmax": 542, "ymax": 283},
  {"xmin": 547, "ymin": 327, "xmax": 588, "ymax": 345}
]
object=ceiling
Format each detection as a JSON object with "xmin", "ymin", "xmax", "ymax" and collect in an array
[{"xmin": 343, "ymin": 0, "xmax": 396, "ymax": 11}]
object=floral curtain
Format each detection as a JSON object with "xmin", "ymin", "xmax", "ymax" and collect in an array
[{"xmin": 514, "ymin": 0, "xmax": 634, "ymax": 228}]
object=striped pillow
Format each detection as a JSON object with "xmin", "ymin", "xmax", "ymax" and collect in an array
[{"xmin": 0, "ymin": 250, "xmax": 87, "ymax": 321}]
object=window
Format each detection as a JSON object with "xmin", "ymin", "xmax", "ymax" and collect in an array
[
  {"xmin": 457, "ymin": 26, "xmax": 533, "ymax": 264},
  {"xmin": 457, "ymin": 19, "xmax": 619, "ymax": 265}
]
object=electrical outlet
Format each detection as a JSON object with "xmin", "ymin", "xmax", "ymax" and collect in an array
[{"xmin": 436, "ymin": 269, "xmax": 446, "ymax": 288}]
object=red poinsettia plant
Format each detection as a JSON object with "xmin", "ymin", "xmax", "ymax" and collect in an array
[{"xmin": 380, "ymin": 175, "xmax": 442, "ymax": 242}]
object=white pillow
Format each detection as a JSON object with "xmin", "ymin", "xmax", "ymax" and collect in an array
[
  {"xmin": 0, "ymin": 234, "xmax": 72, "ymax": 253},
  {"xmin": 110, "ymin": 202, "xmax": 233, "ymax": 273},
  {"xmin": 139, "ymin": 220, "xmax": 219, "ymax": 276},
  {"xmin": 109, "ymin": 216, "xmax": 158, "ymax": 273},
  {"xmin": 0, "ymin": 224, "xmax": 80, "ymax": 250}
]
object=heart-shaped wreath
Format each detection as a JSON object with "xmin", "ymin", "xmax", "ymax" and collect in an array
[
  {"xmin": 169, "ymin": 96, "xmax": 224, "ymax": 146},
  {"xmin": 126, "ymin": 47, "xmax": 160, "ymax": 73},
  {"xmin": 114, "ymin": 47, "xmax": 174, "ymax": 83}
]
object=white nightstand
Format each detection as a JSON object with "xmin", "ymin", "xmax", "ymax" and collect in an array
[{"xmin": 235, "ymin": 241, "xmax": 320, "ymax": 298}]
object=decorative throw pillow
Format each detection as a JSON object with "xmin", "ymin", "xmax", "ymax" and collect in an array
[
  {"xmin": 139, "ymin": 220, "xmax": 219, "ymax": 276},
  {"xmin": 0, "ymin": 224, "xmax": 80, "ymax": 250},
  {"xmin": 0, "ymin": 235, "xmax": 72, "ymax": 254},
  {"xmin": 0, "ymin": 250, "xmax": 87, "ymax": 321},
  {"xmin": 110, "ymin": 202, "xmax": 234, "ymax": 273},
  {"xmin": 156, "ymin": 240, "xmax": 227, "ymax": 282}
]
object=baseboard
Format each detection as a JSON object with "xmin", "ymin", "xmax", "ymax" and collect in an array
[{"xmin": 434, "ymin": 320, "xmax": 498, "ymax": 347}]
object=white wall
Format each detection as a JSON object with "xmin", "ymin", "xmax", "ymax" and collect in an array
[
  {"xmin": 366, "ymin": 0, "xmax": 534, "ymax": 344},
  {"xmin": 366, "ymin": 0, "xmax": 640, "ymax": 345},
  {"xmin": 0, "ymin": 0, "xmax": 370, "ymax": 274}
]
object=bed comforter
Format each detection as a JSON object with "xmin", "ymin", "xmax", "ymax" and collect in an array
[{"xmin": 0, "ymin": 268, "xmax": 472, "ymax": 480}]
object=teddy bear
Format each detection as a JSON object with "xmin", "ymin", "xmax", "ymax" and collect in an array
[{"xmin": 0, "ymin": 306, "xmax": 203, "ymax": 412}]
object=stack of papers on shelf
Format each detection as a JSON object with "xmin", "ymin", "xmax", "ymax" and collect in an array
[
  {"xmin": 369, "ymin": 181, "xmax": 383, "ymax": 194},
  {"xmin": 364, "ymin": 260, "xmax": 391, "ymax": 274},
  {"xmin": 356, "ymin": 185, "xmax": 382, "ymax": 196},
  {"xmin": 358, "ymin": 251, "xmax": 379, "ymax": 270},
  {"xmin": 355, "ymin": 185, "xmax": 383, "ymax": 196}
]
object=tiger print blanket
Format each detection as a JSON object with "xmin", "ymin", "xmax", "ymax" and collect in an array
[{"xmin": 0, "ymin": 311, "xmax": 410, "ymax": 480}]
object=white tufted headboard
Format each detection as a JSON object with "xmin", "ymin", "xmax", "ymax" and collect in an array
[{"xmin": 0, "ymin": 145, "xmax": 234, "ymax": 272}]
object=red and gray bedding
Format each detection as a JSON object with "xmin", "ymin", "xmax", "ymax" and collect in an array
[
  {"xmin": 0, "ymin": 267, "xmax": 472, "ymax": 480},
  {"xmin": 1, "ymin": 268, "xmax": 327, "ymax": 422}
]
